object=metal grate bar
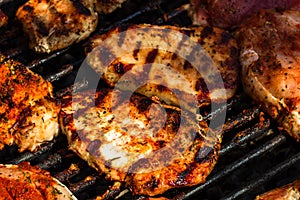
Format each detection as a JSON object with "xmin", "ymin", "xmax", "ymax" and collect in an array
[
  {"xmin": 220, "ymin": 118, "xmax": 271, "ymax": 156},
  {"xmin": 6, "ymin": 142, "xmax": 54, "ymax": 164},
  {"xmin": 55, "ymin": 79, "xmax": 89, "ymax": 98},
  {"xmin": 54, "ymin": 163, "xmax": 81, "ymax": 182},
  {"xmin": 174, "ymin": 134, "xmax": 286, "ymax": 200},
  {"xmin": 27, "ymin": 47, "xmax": 69, "ymax": 69},
  {"xmin": 221, "ymin": 151, "xmax": 300, "ymax": 200},
  {"xmin": 222, "ymin": 107, "xmax": 260, "ymax": 133},
  {"xmin": 45, "ymin": 64, "xmax": 74, "ymax": 82},
  {"xmin": 69, "ymin": 176, "xmax": 97, "ymax": 194},
  {"xmin": 37, "ymin": 153, "xmax": 62, "ymax": 170}
]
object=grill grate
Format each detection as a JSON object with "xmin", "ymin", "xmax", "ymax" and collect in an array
[{"xmin": 0, "ymin": 0, "xmax": 299, "ymax": 199}]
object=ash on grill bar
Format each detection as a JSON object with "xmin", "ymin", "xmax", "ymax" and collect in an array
[{"xmin": 0, "ymin": 0, "xmax": 299, "ymax": 200}]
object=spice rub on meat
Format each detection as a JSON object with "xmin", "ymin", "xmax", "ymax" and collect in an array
[
  {"xmin": 16, "ymin": 0, "xmax": 98, "ymax": 53},
  {"xmin": 0, "ymin": 54, "xmax": 59, "ymax": 152},
  {"xmin": 0, "ymin": 162, "xmax": 77, "ymax": 200},
  {"xmin": 85, "ymin": 24, "xmax": 239, "ymax": 112},
  {"xmin": 59, "ymin": 89, "xmax": 221, "ymax": 196},
  {"xmin": 235, "ymin": 10, "xmax": 300, "ymax": 142}
]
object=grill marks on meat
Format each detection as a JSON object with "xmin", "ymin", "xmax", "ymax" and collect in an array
[
  {"xmin": 0, "ymin": 162, "xmax": 77, "ymax": 200},
  {"xmin": 235, "ymin": 10, "xmax": 300, "ymax": 142},
  {"xmin": 0, "ymin": 54, "xmax": 59, "ymax": 152},
  {"xmin": 256, "ymin": 179, "xmax": 300, "ymax": 200},
  {"xmin": 59, "ymin": 89, "xmax": 221, "ymax": 196},
  {"xmin": 189, "ymin": 0, "xmax": 300, "ymax": 28},
  {"xmin": 96, "ymin": 0, "xmax": 128, "ymax": 14},
  {"xmin": 16, "ymin": 0, "xmax": 98, "ymax": 53},
  {"xmin": 85, "ymin": 24, "xmax": 239, "ymax": 113}
]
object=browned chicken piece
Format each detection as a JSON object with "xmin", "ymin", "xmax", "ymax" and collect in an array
[
  {"xmin": 0, "ymin": 54, "xmax": 60, "ymax": 152},
  {"xmin": 85, "ymin": 24, "xmax": 239, "ymax": 113},
  {"xmin": 96, "ymin": 0, "xmax": 127, "ymax": 14},
  {"xmin": 16, "ymin": 0, "xmax": 98, "ymax": 53},
  {"xmin": 60, "ymin": 89, "xmax": 221, "ymax": 196},
  {"xmin": 0, "ymin": 9, "xmax": 8, "ymax": 28},
  {"xmin": 256, "ymin": 180, "xmax": 300, "ymax": 200},
  {"xmin": 234, "ymin": 10, "xmax": 300, "ymax": 142},
  {"xmin": 189, "ymin": 0, "xmax": 300, "ymax": 28},
  {"xmin": 0, "ymin": 162, "xmax": 77, "ymax": 199}
]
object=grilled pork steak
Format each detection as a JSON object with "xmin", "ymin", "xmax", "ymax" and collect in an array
[
  {"xmin": 235, "ymin": 10, "xmax": 300, "ymax": 142},
  {"xmin": 59, "ymin": 89, "xmax": 221, "ymax": 196},
  {"xmin": 256, "ymin": 179, "xmax": 300, "ymax": 200},
  {"xmin": 85, "ymin": 24, "xmax": 239, "ymax": 112},
  {"xmin": 16, "ymin": 0, "xmax": 98, "ymax": 53},
  {"xmin": 0, "ymin": 54, "xmax": 59, "ymax": 152},
  {"xmin": 0, "ymin": 162, "xmax": 77, "ymax": 200},
  {"xmin": 189, "ymin": 0, "xmax": 300, "ymax": 28}
]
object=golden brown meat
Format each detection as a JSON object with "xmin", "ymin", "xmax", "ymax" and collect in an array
[
  {"xmin": 16, "ymin": 0, "xmax": 98, "ymax": 53},
  {"xmin": 85, "ymin": 24, "xmax": 239, "ymax": 113},
  {"xmin": 0, "ymin": 54, "xmax": 60, "ymax": 152},
  {"xmin": 59, "ymin": 89, "xmax": 221, "ymax": 196},
  {"xmin": 235, "ymin": 10, "xmax": 300, "ymax": 142},
  {"xmin": 96, "ymin": 0, "xmax": 127, "ymax": 14},
  {"xmin": 0, "ymin": 162, "xmax": 77, "ymax": 200},
  {"xmin": 256, "ymin": 180, "xmax": 300, "ymax": 200}
]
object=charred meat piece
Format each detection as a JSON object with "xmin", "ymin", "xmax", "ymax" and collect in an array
[
  {"xmin": 189, "ymin": 0, "xmax": 300, "ymax": 28},
  {"xmin": 16, "ymin": 0, "xmax": 98, "ymax": 53},
  {"xmin": 256, "ymin": 179, "xmax": 300, "ymax": 200},
  {"xmin": 59, "ymin": 89, "xmax": 221, "ymax": 196},
  {"xmin": 235, "ymin": 10, "xmax": 300, "ymax": 142},
  {"xmin": 0, "ymin": 9, "xmax": 8, "ymax": 28},
  {"xmin": 96, "ymin": 0, "xmax": 127, "ymax": 14},
  {"xmin": 85, "ymin": 24, "xmax": 239, "ymax": 112},
  {"xmin": 0, "ymin": 54, "xmax": 60, "ymax": 152},
  {"xmin": 0, "ymin": 162, "xmax": 77, "ymax": 199}
]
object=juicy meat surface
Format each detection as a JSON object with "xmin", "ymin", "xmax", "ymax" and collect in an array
[
  {"xmin": 235, "ymin": 10, "xmax": 300, "ymax": 142},
  {"xmin": 16, "ymin": 0, "xmax": 98, "ymax": 53},
  {"xmin": 96, "ymin": 0, "xmax": 127, "ymax": 14},
  {"xmin": 0, "ymin": 162, "xmax": 77, "ymax": 200},
  {"xmin": 59, "ymin": 89, "xmax": 221, "ymax": 196},
  {"xmin": 256, "ymin": 179, "xmax": 300, "ymax": 200},
  {"xmin": 0, "ymin": 54, "xmax": 60, "ymax": 152},
  {"xmin": 189, "ymin": 0, "xmax": 300, "ymax": 28},
  {"xmin": 85, "ymin": 24, "xmax": 239, "ymax": 113}
]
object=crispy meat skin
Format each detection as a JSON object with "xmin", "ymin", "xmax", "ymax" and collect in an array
[
  {"xmin": 16, "ymin": 0, "xmax": 98, "ymax": 53},
  {"xmin": 85, "ymin": 24, "xmax": 239, "ymax": 112},
  {"xmin": 189, "ymin": 0, "xmax": 300, "ymax": 28},
  {"xmin": 0, "ymin": 54, "xmax": 59, "ymax": 152},
  {"xmin": 59, "ymin": 89, "xmax": 221, "ymax": 196},
  {"xmin": 96, "ymin": 0, "xmax": 127, "ymax": 14},
  {"xmin": 235, "ymin": 10, "xmax": 300, "ymax": 142},
  {"xmin": 256, "ymin": 180, "xmax": 300, "ymax": 200},
  {"xmin": 0, "ymin": 162, "xmax": 76, "ymax": 200}
]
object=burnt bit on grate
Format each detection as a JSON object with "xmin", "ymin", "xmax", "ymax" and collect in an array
[{"xmin": 0, "ymin": 0, "xmax": 299, "ymax": 199}]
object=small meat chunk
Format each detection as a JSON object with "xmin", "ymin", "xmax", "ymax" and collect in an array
[{"xmin": 16, "ymin": 0, "xmax": 98, "ymax": 53}]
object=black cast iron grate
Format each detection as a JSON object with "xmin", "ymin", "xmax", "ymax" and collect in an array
[{"xmin": 0, "ymin": 0, "xmax": 299, "ymax": 199}]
